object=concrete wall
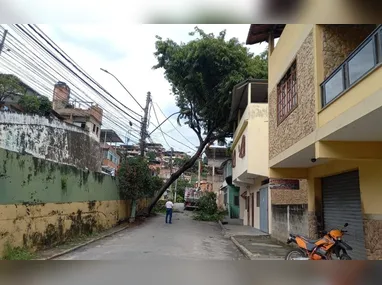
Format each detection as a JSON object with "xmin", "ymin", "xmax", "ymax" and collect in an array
[
  {"xmin": 269, "ymin": 29, "xmax": 316, "ymax": 159},
  {"xmin": 271, "ymin": 204, "xmax": 309, "ymax": 243},
  {"xmin": 0, "ymin": 148, "xmax": 147, "ymax": 256},
  {"xmin": 0, "ymin": 112, "xmax": 101, "ymax": 172}
]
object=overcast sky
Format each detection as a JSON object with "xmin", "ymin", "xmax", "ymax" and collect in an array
[{"xmin": 19, "ymin": 24, "xmax": 268, "ymax": 153}]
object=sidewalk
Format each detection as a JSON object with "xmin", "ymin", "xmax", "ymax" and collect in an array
[{"xmin": 219, "ymin": 221, "xmax": 290, "ymax": 260}]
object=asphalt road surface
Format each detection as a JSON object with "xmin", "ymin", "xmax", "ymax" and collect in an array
[{"xmin": 55, "ymin": 204, "xmax": 244, "ymax": 260}]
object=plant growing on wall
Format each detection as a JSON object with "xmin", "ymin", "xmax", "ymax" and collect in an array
[
  {"xmin": 0, "ymin": 74, "xmax": 24, "ymax": 103},
  {"xmin": 147, "ymin": 27, "xmax": 268, "ymax": 214},
  {"xmin": 18, "ymin": 95, "xmax": 52, "ymax": 116},
  {"xmin": 118, "ymin": 156, "xmax": 152, "ymax": 222}
]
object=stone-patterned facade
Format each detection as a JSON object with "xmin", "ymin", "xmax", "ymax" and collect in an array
[
  {"xmin": 322, "ymin": 24, "xmax": 377, "ymax": 79},
  {"xmin": 308, "ymin": 211, "xmax": 319, "ymax": 239},
  {"xmin": 363, "ymin": 218, "xmax": 382, "ymax": 260},
  {"xmin": 271, "ymin": 179, "xmax": 308, "ymax": 205},
  {"xmin": 269, "ymin": 31, "xmax": 316, "ymax": 159}
]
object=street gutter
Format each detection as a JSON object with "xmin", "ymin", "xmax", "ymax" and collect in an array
[{"xmin": 34, "ymin": 224, "xmax": 132, "ymax": 260}]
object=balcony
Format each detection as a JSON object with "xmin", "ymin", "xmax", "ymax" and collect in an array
[
  {"xmin": 229, "ymin": 79, "xmax": 269, "ymax": 183},
  {"xmin": 316, "ymin": 25, "xmax": 382, "ymax": 145},
  {"xmin": 321, "ymin": 25, "xmax": 382, "ymax": 108}
]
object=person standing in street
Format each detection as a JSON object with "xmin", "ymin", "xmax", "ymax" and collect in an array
[{"xmin": 165, "ymin": 199, "xmax": 174, "ymax": 224}]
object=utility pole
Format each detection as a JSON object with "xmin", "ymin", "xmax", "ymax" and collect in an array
[
  {"xmin": 174, "ymin": 177, "xmax": 178, "ymax": 203},
  {"xmin": 140, "ymin": 92, "xmax": 151, "ymax": 157},
  {"xmin": 169, "ymin": 147, "xmax": 173, "ymax": 199},
  {"xmin": 0, "ymin": 30, "xmax": 8, "ymax": 55},
  {"xmin": 212, "ymin": 146, "xmax": 216, "ymax": 192}
]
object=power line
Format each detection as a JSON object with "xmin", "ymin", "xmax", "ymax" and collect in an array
[
  {"xmin": 1, "ymin": 25, "xmax": 197, "ymax": 153},
  {"xmin": 29, "ymin": 24, "xmax": 144, "ymax": 118},
  {"xmin": 152, "ymin": 103, "xmax": 171, "ymax": 149},
  {"xmin": 13, "ymin": 24, "xmax": 142, "ymax": 124},
  {"xmin": 0, "ymin": 27, "xmax": 143, "ymax": 143},
  {"xmin": 153, "ymin": 101, "xmax": 196, "ymax": 148},
  {"xmin": 0, "ymin": 40, "xmax": 142, "ymax": 140}
]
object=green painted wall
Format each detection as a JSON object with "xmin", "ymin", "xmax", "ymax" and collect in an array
[
  {"xmin": 0, "ymin": 148, "xmax": 120, "ymax": 205},
  {"xmin": 228, "ymin": 185, "xmax": 240, "ymax": 219}
]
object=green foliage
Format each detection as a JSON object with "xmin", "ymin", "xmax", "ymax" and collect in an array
[
  {"xmin": 153, "ymin": 27, "xmax": 268, "ymax": 142},
  {"xmin": 1, "ymin": 242, "xmax": 36, "ymax": 260},
  {"xmin": 148, "ymin": 26, "xmax": 268, "ymax": 210},
  {"xmin": 193, "ymin": 192, "xmax": 227, "ymax": 222},
  {"xmin": 147, "ymin": 151, "xmax": 156, "ymax": 161},
  {"xmin": 174, "ymin": 177, "xmax": 192, "ymax": 201},
  {"xmin": 19, "ymin": 95, "xmax": 39, "ymax": 113},
  {"xmin": 153, "ymin": 199, "xmax": 167, "ymax": 213},
  {"xmin": 118, "ymin": 156, "xmax": 152, "ymax": 201},
  {"xmin": 18, "ymin": 95, "xmax": 52, "ymax": 116},
  {"xmin": 0, "ymin": 73, "xmax": 24, "ymax": 102},
  {"xmin": 150, "ymin": 175, "xmax": 164, "ymax": 198},
  {"xmin": 37, "ymin": 96, "xmax": 53, "ymax": 116}
]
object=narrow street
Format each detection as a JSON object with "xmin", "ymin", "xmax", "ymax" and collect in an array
[{"xmin": 55, "ymin": 205, "xmax": 244, "ymax": 260}]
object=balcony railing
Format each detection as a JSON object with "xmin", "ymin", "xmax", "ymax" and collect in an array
[{"xmin": 321, "ymin": 25, "xmax": 382, "ymax": 108}]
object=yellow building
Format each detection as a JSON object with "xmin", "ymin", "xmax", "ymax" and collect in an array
[{"xmin": 247, "ymin": 24, "xmax": 382, "ymax": 260}]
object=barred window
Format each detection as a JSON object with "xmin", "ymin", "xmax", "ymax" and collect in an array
[{"xmin": 277, "ymin": 61, "xmax": 297, "ymax": 124}]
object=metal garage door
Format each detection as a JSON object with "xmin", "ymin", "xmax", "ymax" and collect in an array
[{"xmin": 322, "ymin": 170, "xmax": 367, "ymax": 260}]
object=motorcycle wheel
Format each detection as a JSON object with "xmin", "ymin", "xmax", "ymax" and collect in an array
[
  {"xmin": 340, "ymin": 254, "xmax": 352, "ymax": 260},
  {"xmin": 285, "ymin": 249, "xmax": 308, "ymax": 260}
]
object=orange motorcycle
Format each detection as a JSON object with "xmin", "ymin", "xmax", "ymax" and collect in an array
[{"xmin": 285, "ymin": 223, "xmax": 352, "ymax": 260}]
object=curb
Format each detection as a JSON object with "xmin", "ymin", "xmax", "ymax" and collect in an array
[
  {"xmin": 230, "ymin": 237, "xmax": 285, "ymax": 260},
  {"xmin": 218, "ymin": 220, "xmax": 228, "ymax": 237},
  {"xmin": 231, "ymin": 236, "xmax": 255, "ymax": 260},
  {"xmin": 35, "ymin": 224, "xmax": 131, "ymax": 260}
]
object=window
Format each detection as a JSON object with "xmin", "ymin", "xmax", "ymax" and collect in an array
[
  {"xmin": 277, "ymin": 61, "xmax": 297, "ymax": 124},
  {"xmin": 93, "ymin": 124, "xmax": 96, "ymax": 132},
  {"xmin": 96, "ymin": 127, "xmax": 99, "ymax": 135},
  {"xmin": 256, "ymin": 191, "xmax": 260, "ymax": 207}
]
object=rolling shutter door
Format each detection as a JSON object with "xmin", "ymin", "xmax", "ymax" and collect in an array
[{"xmin": 322, "ymin": 170, "xmax": 367, "ymax": 260}]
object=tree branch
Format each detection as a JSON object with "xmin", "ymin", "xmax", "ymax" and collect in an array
[{"xmin": 145, "ymin": 133, "xmax": 213, "ymax": 215}]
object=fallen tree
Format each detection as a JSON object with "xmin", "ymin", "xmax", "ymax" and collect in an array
[{"xmin": 145, "ymin": 26, "xmax": 268, "ymax": 214}]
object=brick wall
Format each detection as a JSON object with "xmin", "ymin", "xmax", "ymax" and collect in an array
[{"xmin": 269, "ymin": 31, "xmax": 316, "ymax": 159}]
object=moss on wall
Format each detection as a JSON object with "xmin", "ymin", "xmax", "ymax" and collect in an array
[{"xmin": 0, "ymin": 148, "xmax": 120, "ymax": 205}]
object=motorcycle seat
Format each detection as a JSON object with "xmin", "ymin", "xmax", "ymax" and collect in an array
[{"xmin": 301, "ymin": 236, "xmax": 321, "ymax": 244}]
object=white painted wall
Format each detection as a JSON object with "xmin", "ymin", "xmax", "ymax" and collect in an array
[
  {"xmin": 247, "ymin": 103, "xmax": 269, "ymax": 177},
  {"xmin": 0, "ymin": 112, "xmax": 101, "ymax": 171}
]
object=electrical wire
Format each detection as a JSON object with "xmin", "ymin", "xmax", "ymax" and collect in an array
[
  {"xmin": 0, "ymin": 25, "xmax": 143, "ymax": 143},
  {"xmin": 1, "ymin": 25, "xmax": 197, "ymax": 153},
  {"xmin": 14, "ymin": 24, "xmax": 142, "ymax": 124},
  {"xmin": 153, "ymin": 101, "xmax": 196, "ymax": 148},
  {"xmin": 152, "ymin": 103, "xmax": 171, "ymax": 149}
]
